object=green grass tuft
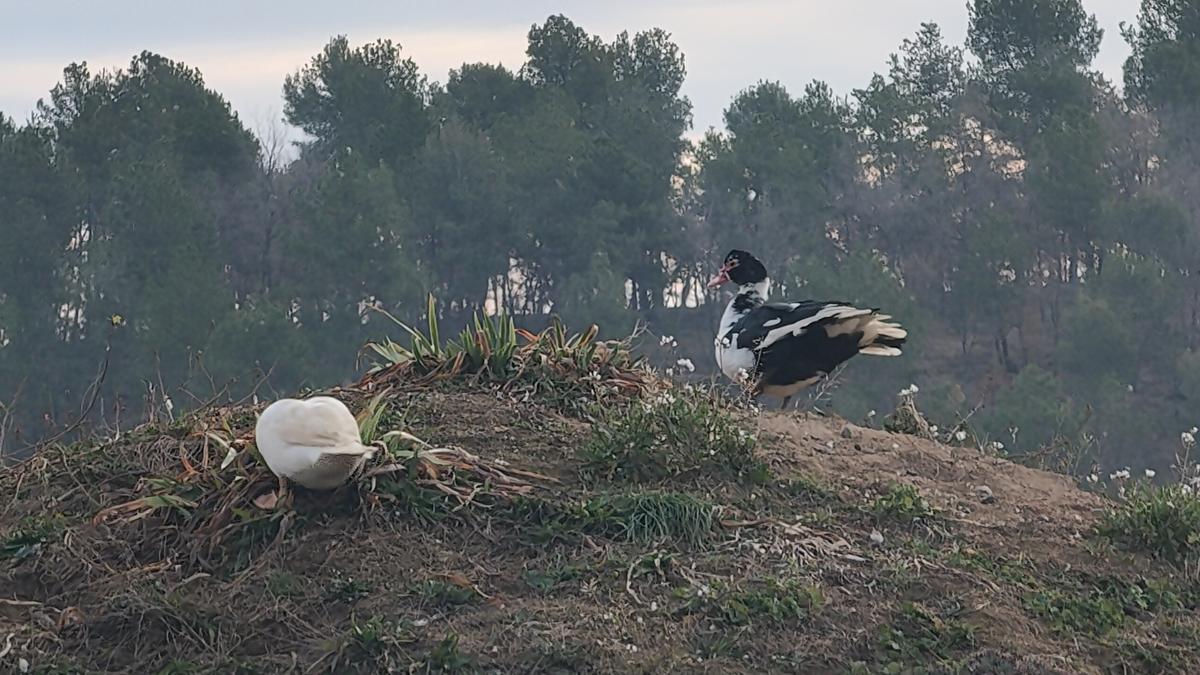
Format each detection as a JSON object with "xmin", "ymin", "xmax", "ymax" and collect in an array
[
  {"xmin": 582, "ymin": 492, "xmax": 715, "ymax": 546},
  {"xmin": 677, "ymin": 579, "xmax": 823, "ymax": 626},
  {"xmin": 581, "ymin": 391, "xmax": 763, "ymax": 483}
]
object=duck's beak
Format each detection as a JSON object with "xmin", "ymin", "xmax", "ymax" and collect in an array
[{"xmin": 707, "ymin": 263, "xmax": 732, "ymax": 288}]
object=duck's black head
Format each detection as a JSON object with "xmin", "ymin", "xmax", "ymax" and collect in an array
[{"xmin": 707, "ymin": 249, "xmax": 768, "ymax": 288}]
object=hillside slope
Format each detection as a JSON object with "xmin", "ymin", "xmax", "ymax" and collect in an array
[{"xmin": 1, "ymin": 385, "xmax": 1197, "ymax": 674}]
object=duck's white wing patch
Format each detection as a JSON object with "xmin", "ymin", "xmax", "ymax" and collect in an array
[{"xmin": 762, "ymin": 318, "xmax": 782, "ymax": 327}]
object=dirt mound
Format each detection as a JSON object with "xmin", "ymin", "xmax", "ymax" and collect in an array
[{"xmin": 1, "ymin": 388, "xmax": 1196, "ymax": 674}]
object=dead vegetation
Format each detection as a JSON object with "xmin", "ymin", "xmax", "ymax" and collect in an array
[{"xmin": 3, "ymin": 317, "xmax": 1200, "ymax": 673}]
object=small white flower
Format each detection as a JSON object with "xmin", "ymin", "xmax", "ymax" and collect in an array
[
  {"xmin": 929, "ymin": 425, "xmax": 939, "ymax": 435},
  {"xmin": 867, "ymin": 410, "xmax": 877, "ymax": 418},
  {"xmin": 735, "ymin": 368, "xmax": 750, "ymax": 382},
  {"xmin": 659, "ymin": 335, "xmax": 675, "ymax": 346},
  {"xmin": 954, "ymin": 430, "xmax": 968, "ymax": 442},
  {"xmin": 1145, "ymin": 469, "xmax": 1156, "ymax": 479},
  {"xmin": 1183, "ymin": 431, "xmax": 1196, "ymax": 448},
  {"xmin": 676, "ymin": 358, "xmax": 695, "ymax": 373},
  {"xmin": 1110, "ymin": 469, "xmax": 1131, "ymax": 480},
  {"xmin": 991, "ymin": 441, "xmax": 1005, "ymax": 452},
  {"xmin": 910, "ymin": 384, "xmax": 919, "ymax": 394},
  {"xmin": 1087, "ymin": 473, "xmax": 1099, "ymax": 484}
]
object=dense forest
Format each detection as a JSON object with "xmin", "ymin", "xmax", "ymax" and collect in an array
[{"xmin": 1, "ymin": 0, "xmax": 1198, "ymax": 474}]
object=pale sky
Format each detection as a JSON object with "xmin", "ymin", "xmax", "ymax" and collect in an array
[{"xmin": 2, "ymin": 0, "xmax": 1137, "ymax": 142}]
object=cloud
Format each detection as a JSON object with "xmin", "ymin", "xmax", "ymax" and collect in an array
[{"xmin": 1, "ymin": 0, "xmax": 1135, "ymax": 134}]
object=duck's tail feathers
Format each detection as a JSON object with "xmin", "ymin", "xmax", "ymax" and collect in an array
[{"xmin": 855, "ymin": 311, "xmax": 907, "ymax": 356}]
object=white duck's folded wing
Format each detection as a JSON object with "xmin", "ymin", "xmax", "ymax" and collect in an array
[{"xmin": 270, "ymin": 397, "xmax": 367, "ymax": 452}]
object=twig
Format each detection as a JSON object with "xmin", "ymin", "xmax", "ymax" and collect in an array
[
  {"xmin": 625, "ymin": 559, "xmax": 644, "ymax": 605},
  {"xmin": 15, "ymin": 340, "xmax": 110, "ymax": 455}
]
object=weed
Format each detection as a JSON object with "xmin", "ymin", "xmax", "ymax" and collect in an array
[
  {"xmin": 872, "ymin": 483, "xmax": 934, "ymax": 523},
  {"xmin": 943, "ymin": 547, "xmax": 1035, "ymax": 586},
  {"xmin": 522, "ymin": 562, "xmax": 588, "ymax": 594},
  {"xmin": 326, "ymin": 573, "xmax": 372, "ymax": 604},
  {"xmin": 413, "ymin": 580, "xmax": 478, "ymax": 607},
  {"xmin": 1, "ymin": 514, "xmax": 66, "ymax": 563},
  {"xmin": 265, "ymin": 572, "xmax": 302, "ymax": 598},
  {"xmin": 419, "ymin": 635, "xmax": 475, "ymax": 673},
  {"xmin": 582, "ymin": 492, "xmax": 715, "ymax": 546},
  {"xmin": 157, "ymin": 661, "xmax": 200, "ymax": 675},
  {"xmin": 528, "ymin": 640, "xmax": 590, "ymax": 671},
  {"xmin": 877, "ymin": 602, "xmax": 975, "ymax": 667},
  {"xmin": 504, "ymin": 492, "xmax": 715, "ymax": 547},
  {"xmin": 678, "ymin": 579, "xmax": 823, "ymax": 626},
  {"xmin": 582, "ymin": 391, "xmax": 762, "ymax": 482},
  {"xmin": 1112, "ymin": 635, "xmax": 1184, "ymax": 672},
  {"xmin": 329, "ymin": 616, "xmax": 415, "ymax": 671},
  {"xmin": 691, "ymin": 627, "xmax": 749, "ymax": 658},
  {"xmin": 1022, "ymin": 587, "xmax": 1125, "ymax": 636},
  {"xmin": 779, "ymin": 474, "xmax": 837, "ymax": 504},
  {"xmin": 1099, "ymin": 483, "xmax": 1200, "ymax": 563}
]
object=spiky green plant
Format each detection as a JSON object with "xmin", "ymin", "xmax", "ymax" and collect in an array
[
  {"xmin": 448, "ymin": 311, "xmax": 519, "ymax": 377},
  {"xmin": 360, "ymin": 295, "xmax": 656, "ymax": 413}
]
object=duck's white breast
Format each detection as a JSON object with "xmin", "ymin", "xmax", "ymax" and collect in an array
[{"xmin": 715, "ymin": 331, "xmax": 757, "ymax": 382}]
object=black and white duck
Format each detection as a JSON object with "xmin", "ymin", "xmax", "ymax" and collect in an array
[{"xmin": 708, "ymin": 249, "xmax": 907, "ymax": 409}]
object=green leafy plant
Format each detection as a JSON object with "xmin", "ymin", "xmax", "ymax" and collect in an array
[
  {"xmin": 413, "ymin": 580, "xmax": 478, "ymax": 607},
  {"xmin": 1099, "ymin": 484, "xmax": 1200, "ymax": 563},
  {"xmin": 872, "ymin": 483, "xmax": 934, "ymax": 523},
  {"xmin": 877, "ymin": 602, "xmax": 975, "ymax": 667}
]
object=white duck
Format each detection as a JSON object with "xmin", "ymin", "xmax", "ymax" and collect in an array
[{"xmin": 254, "ymin": 396, "xmax": 377, "ymax": 504}]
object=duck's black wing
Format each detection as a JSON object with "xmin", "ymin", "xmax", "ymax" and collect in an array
[{"xmin": 727, "ymin": 300, "xmax": 858, "ymax": 351}]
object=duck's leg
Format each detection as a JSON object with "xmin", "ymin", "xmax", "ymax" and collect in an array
[{"xmin": 277, "ymin": 475, "xmax": 293, "ymax": 510}]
